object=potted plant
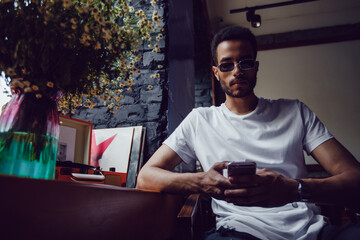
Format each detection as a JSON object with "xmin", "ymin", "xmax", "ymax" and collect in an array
[{"xmin": 0, "ymin": 0, "xmax": 162, "ymax": 179}]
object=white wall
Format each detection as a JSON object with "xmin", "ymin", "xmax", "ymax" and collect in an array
[
  {"xmin": 0, "ymin": 74, "xmax": 11, "ymax": 111},
  {"xmin": 256, "ymin": 40, "xmax": 360, "ymax": 164}
]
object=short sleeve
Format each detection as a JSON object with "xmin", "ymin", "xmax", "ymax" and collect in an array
[
  {"xmin": 300, "ymin": 101, "xmax": 333, "ymax": 154},
  {"xmin": 163, "ymin": 109, "xmax": 198, "ymax": 164}
]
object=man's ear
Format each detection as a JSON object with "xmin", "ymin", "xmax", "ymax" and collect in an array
[
  {"xmin": 255, "ymin": 61, "xmax": 259, "ymax": 73},
  {"xmin": 212, "ymin": 66, "xmax": 220, "ymax": 81}
]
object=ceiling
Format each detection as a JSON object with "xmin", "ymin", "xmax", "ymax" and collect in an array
[{"xmin": 205, "ymin": 0, "xmax": 360, "ymax": 36}]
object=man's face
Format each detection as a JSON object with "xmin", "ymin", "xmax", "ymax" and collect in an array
[{"xmin": 212, "ymin": 40, "xmax": 259, "ymax": 98}]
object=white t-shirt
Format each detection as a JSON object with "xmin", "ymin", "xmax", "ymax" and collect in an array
[{"xmin": 164, "ymin": 97, "xmax": 334, "ymax": 240}]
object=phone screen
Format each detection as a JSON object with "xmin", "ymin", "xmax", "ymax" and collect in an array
[{"xmin": 227, "ymin": 161, "xmax": 256, "ymax": 176}]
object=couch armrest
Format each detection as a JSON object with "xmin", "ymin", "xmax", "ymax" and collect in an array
[
  {"xmin": 177, "ymin": 194, "xmax": 201, "ymax": 239},
  {"xmin": 177, "ymin": 194, "xmax": 215, "ymax": 240}
]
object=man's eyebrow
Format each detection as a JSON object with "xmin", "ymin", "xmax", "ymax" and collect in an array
[
  {"xmin": 219, "ymin": 57, "xmax": 233, "ymax": 63},
  {"xmin": 239, "ymin": 54, "xmax": 253, "ymax": 60},
  {"xmin": 219, "ymin": 55, "xmax": 254, "ymax": 63}
]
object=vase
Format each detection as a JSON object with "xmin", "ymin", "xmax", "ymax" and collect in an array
[{"xmin": 0, "ymin": 91, "xmax": 61, "ymax": 179}]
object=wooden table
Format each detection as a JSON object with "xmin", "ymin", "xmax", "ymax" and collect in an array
[{"xmin": 0, "ymin": 175, "xmax": 184, "ymax": 240}]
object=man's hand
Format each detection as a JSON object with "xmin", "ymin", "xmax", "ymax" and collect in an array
[
  {"xmin": 198, "ymin": 162, "xmax": 233, "ymax": 200},
  {"xmin": 224, "ymin": 168, "xmax": 299, "ymax": 207},
  {"xmin": 138, "ymin": 146, "xmax": 235, "ymax": 197}
]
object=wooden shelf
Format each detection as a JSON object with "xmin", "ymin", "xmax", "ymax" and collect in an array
[{"xmin": 0, "ymin": 175, "xmax": 183, "ymax": 240}]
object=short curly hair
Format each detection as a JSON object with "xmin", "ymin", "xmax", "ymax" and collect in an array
[{"xmin": 211, "ymin": 26, "xmax": 257, "ymax": 65}]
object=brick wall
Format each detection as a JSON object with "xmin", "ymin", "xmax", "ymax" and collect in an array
[{"xmin": 71, "ymin": 0, "xmax": 168, "ymax": 161}]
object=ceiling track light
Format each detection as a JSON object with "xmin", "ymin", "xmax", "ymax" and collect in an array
[
  {"xmin": 246, "ymin": 9, "xmax": 261, "ymax": 28},
  {"xmin": 230, "ymin": 0, "xmax": 319, "ymax": 28}
]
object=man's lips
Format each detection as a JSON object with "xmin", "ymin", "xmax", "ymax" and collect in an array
[{"xmin": 230, "ymin": 79, "xmax": 248, "ymax": 86}]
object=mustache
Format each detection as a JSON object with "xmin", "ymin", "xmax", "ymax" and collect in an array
[{"xmin": 230, "ymin": 77, "xmax": 249, "ymax": 86}]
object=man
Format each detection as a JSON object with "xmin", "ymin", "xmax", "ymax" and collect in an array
[{"xmin": 137, "ymin": 26, "xmax": 360, "ymax": 240}]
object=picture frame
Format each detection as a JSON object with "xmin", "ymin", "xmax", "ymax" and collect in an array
[{"xmin": 58, "ymin": 115, "xmax": 92, "ymax": 165}]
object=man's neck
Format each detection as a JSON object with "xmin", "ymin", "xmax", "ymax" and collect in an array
[{"xmin": 224, "ymin": 93, "xmax": 258, "ymax": 115}]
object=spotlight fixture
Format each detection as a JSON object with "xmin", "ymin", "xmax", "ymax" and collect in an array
[
  {"xmin": 230, "ymin": 0, "xmax": 319, "ymax": 28},
  {"xmin": 246, "ymin": 9, "xmax": 261, "ymax": 28}
]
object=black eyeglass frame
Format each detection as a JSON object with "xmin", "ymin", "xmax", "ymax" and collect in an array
[{"xmin": 216, "ymin": 59, "xmax": 256, "ymax": 72}]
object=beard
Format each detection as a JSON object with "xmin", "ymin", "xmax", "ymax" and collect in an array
[{"xmin": 218, "ymin": 75, "xmax": 257, "ymax": 98}]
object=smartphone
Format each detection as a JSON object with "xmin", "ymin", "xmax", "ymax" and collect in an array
[{"xmin": 227, "ymin": 161, "xmax": 256, "ymax": 176}]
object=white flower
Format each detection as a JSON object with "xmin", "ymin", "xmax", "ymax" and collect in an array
[{"xmin": 62, "ymin": 0, "xmax": 73, "ymax": 9}]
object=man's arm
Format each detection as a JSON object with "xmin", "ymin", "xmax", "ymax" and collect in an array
[
  {"xmin": 137, "ymin": 144, "xmax": 232, "ymax": 199},
  {"xmin": 303, "ymin": 138, "xmax": 360, "ymax": 207},
  {"xmin": 224, "ymin": 138, "xmax": 360, "ymax": 208}
]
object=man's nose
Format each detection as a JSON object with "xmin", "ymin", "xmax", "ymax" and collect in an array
[{"xmin": 233, "ymin": 63, "xmax": 243, "ymax": 76}]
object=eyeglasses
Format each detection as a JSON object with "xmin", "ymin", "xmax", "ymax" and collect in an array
[{"xmin": 216, "ymin": 59, "xmax": 256, "ymax": 72}]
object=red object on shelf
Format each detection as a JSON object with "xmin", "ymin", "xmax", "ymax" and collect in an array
[{"xmin": 55, "ymin": 166, "xmax": 127, "ymax": 187}]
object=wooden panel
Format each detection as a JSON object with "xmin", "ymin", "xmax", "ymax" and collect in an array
[
  {"xmin": 0, "ymin": 175, "xmax": 183, "ymax": 240},
  {"xmin": 177, "ymin": 194, "xmax": 200, "ymax": 218},
  {"xmin": 257, "ymin": 23, "xmax": 360, "ymax": 51}
]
